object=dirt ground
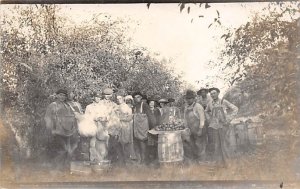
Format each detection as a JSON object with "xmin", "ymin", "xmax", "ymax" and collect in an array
[
  {"xmin": 1, "ymin": 134, "xmax": 300, "ymax": 184},
  {"xmin": 1, "ymin": 113, "xmax": 300, "ymax": 189}
]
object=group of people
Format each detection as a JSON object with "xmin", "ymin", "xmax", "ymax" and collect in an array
[{"xmin": 44, "ymin": 86, "xmax": 238, "ymax": 172}]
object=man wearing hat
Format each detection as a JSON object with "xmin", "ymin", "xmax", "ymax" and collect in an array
[
  {"xmin": 147, "ymin": 97, "xmax": 161, "ymax": 164},
  {"xmin": 158, "ymin": 98, "xmax": 171, "ymax": 124},
  {"xmin": 114, "ymin": 95, "xmax": 134, "ymax": 165},
  {"xmin": 84, "ymin": 91, "xmax": 107, "ymax": 163},
  {"xmin": 132, "ymin": 92, "xmax": 155, "ymax": 164},
  {"xmin": 44, "ymin": 89, "xmax": 79, "ymax": 172},
  {"xmin": 141, "ymin": 94, "xmax": 148, "ymax": 104},
  {"xmin": 197, "ymin": 88, "xmax": 212, "ymax": 110},
  {"xmin": 84, "ymin": 88, "xmax": 120, "ymax": 164},
  {"xmin": 183, "ymin": 89, "xmax": 206, "ymax": 162},
  {"xmin": 100, "ymin": 88, "xmax": 122, "ymax": 164},
  {"xmin": 168, "ymin": 98, "xmax": 181, "ymax": 120},
  {"xmin": 205, "ymin": 87, "xmax": 238, "ymax": 167}
]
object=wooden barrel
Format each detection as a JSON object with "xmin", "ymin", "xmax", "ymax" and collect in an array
[
  {"xmin": 158, "ymin": 132, "xmax": 184, "ymax": 163},
  {"xmin": 247, "ymin": 122, "xmax": 264, "ymax": 145},
  {"xmin": 234, "ymin": 123, "xmax": 250, "ymax": 152},
  {"xmin": 225, "ymin": 125, "xmax": 238, "ymax": 156}
]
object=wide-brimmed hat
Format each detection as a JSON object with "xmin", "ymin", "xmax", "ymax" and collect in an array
[
  {"xmin": 158, "ymin": 98, "xmax": 169, "ymax": 103},
  {"xmin": 141, "ymin": 94, "xmax": 148, "ymax": 100},
  {"xmin": 185, "ymin": 89, "xmax": 196, "ymax": 99},
  {"xmin": 168, "ymin": 98, "xmax": 175, "ymax": 102},
  {"xmin": 147, "ymin": 96, "xmax": 157, "ymax": 102},
  {"xmin": 56, "ymin": 89, "xmax": 68, "ymax": 96},
  {"xmin": 91, "ymin": 91, "xmax": 102, "ymax": 97},
  {"xmin": 197, "ymin": 88, "xmax": 209, "ymax": 95},
  {"xmin": 132, "ymin": 92, "xmax": 143, "ymax": 98},
  {"xmin": 102, "ymin": 88, "xmax": 113, "ymax": 95},
  {"xmin": 124, "ymin": 95, "xmax": 133, "ymax": 101},
  {"xmin": 208, "ymin": 87, "xmax": 220, "ymax": 93}
]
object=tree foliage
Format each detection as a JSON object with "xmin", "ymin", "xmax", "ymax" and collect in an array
[
  {"xmin": 0, "ymin": 5, "xmax": 183, "ymax": 158},
  {"xmin": 218, "ymin": 3, "xmax": 299, "ymax": 118}
]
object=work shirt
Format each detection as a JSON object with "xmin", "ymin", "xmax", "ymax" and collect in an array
[
  {"xmin": 205, "ymin": 98, "xmax": 238, "ymax": 130},
  {"xmin": 196, "ymin": 95, "xmax": 212, "ymax": 110}
]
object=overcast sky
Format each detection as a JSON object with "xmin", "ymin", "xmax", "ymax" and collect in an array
[{"xmin": 58, "ymin": 3, "xmax": 270, "ymax": 91}]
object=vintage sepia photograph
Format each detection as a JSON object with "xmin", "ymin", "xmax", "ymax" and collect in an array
[{"xmin": 0, "ymin": 1, "xmax": 299, "ymax": 188}]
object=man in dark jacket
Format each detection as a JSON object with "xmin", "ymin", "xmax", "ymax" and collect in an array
[
  {"xmin": 132, "ymin": 92, "xmax": 155, "ymax": 164},
  {"xmin": 44, "ymin": 89, "xmax": 79, "ymax": 172},
  {"xmin": 147, "ymin": 97, "xmax": 161, "ymax": 165}
]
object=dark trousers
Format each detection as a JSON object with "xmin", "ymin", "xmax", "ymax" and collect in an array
[
  {"xmin": 147, "ymin": 134, "xmax": 158, "ymax": 164},
  {"xmin": 107, "ymin": 135, "xmax": 124, "ymax": 165},
  {"xmin": 183, "ymin": 133, "xmax": 207, "ymax": 161},
  {"xmin": 74, "ymin": 136, "xmax": 90, "ymax": 161},
  {"xmin": 134, "ymin": 137, "xmax": 148, "ymax": 164},
  {"xmin": 121, "ymin": 142, "xmax": 132, "ymax": 164},
  {"xmin": 207, "ymin": 127, "xmax": 228, "ymax": 165},
  {"xmin": 183, "ymin": 124, "xmax": 208, "ymax": 162},
  {"xmin": 49, "ymin": 134, "xmax": 79, "ymax": 171}
]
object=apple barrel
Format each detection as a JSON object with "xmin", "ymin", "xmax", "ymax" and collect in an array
[
  {"xmin": 157, "ymin": 131, "xmax": 184, "ymax": 163},
  {"xmin": 233, "ymin": 122, "xmax": 250, "ymax": 153},
  {"xmin": 247, "ymin": 121, "xmax": 264, "ymax": 145}
]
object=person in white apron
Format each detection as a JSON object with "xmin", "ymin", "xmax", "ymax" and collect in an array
[
  {"xmin": 116, "ymin": 95, "xmax": 134, "ymax": 165},
  {"xmin": 124, "ymin": 95, "xmax": 137, "ymax": 160},
  {"xmin": 205, "ymin": 87, "xmax": 238, "ymax": 167},
  {"xmin": 84, "ymin": 91, "xmax": 109, "ymax": 163},
  {"xmin": 98, "ymin": 88, "xmax": 120, "ymax": 165}
]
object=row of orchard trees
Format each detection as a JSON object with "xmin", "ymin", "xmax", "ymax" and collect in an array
[
  {"xmin": 219, "ymin": 2, "xmax": 299, "ymax": 121},
  {"xmin": 0, "ymin": 5, "xmax": 184, "ymax": 159}
]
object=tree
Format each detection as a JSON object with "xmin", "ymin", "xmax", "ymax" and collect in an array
[
  {"xmin": 0, "ymin": 5, "xmax": 184, "ymax": 159},
  {"xmin": 216, "ymin": 2, "xmax": 299, "ymax": 118}
]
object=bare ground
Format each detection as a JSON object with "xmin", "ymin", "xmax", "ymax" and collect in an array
[{"xmin": 1, "ymin": 135, "xmax": 300, "ymax": 184}]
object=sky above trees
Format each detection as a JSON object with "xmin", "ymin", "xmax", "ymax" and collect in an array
[
  {"xmin": 57, "ymin": 3, "xmax": 269, "ymax": 91},
  {"xmin": 0, "ymin": 2, "xmax": 273, "ymax": 91}
]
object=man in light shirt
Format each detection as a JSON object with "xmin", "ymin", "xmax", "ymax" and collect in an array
[
  {"xmin": 196, "ymin": 88, "xmax": 212, "ymax": 110},
  {"xmin": 205, "ymin": 87, "xmax": 238, "ymax": 167}
]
